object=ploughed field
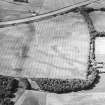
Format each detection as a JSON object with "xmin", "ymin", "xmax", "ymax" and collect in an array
[
  {"xmin": 1, "ymin": 0, "xmax": 105, "ymax": 105},
  {"xmin": 0, "ymin": 12, "xmax": 90, "ymax": 79}
]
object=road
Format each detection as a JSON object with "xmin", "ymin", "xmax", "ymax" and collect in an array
[{"xmin": 0, "ymin": 0, "xmax": 98, "ymax": 27}]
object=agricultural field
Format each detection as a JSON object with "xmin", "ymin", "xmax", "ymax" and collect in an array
[{"xmin": 0, "ymin": 0, "xmax": 105, "ymax": 105}]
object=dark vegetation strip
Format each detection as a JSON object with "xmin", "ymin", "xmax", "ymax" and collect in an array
[
  {"xmin": 32, "ymin": 7, "xmax": 101, "ymax": 93},
  {"xmin": 33, "ymin": 68, "xmax": 99, "ymax": 93}
]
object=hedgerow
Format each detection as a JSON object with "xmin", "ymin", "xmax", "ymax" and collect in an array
[{"xmin": 34, "ymin": 67, "xmax": 98, "ymax": 93}]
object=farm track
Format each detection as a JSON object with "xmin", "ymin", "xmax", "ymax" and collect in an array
[{"xmin": 0, "ymin": 0, "xmax": 99, "ymax": 27}]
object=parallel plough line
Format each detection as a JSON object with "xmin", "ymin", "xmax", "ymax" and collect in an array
[{"xmin": 0, "ymin": 0, "xmax": 103, "ymax": 93}]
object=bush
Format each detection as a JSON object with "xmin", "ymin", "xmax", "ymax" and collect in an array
[{"xmin": 0, "ymin": 76, "xmax": 19, "ymax": 105}]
